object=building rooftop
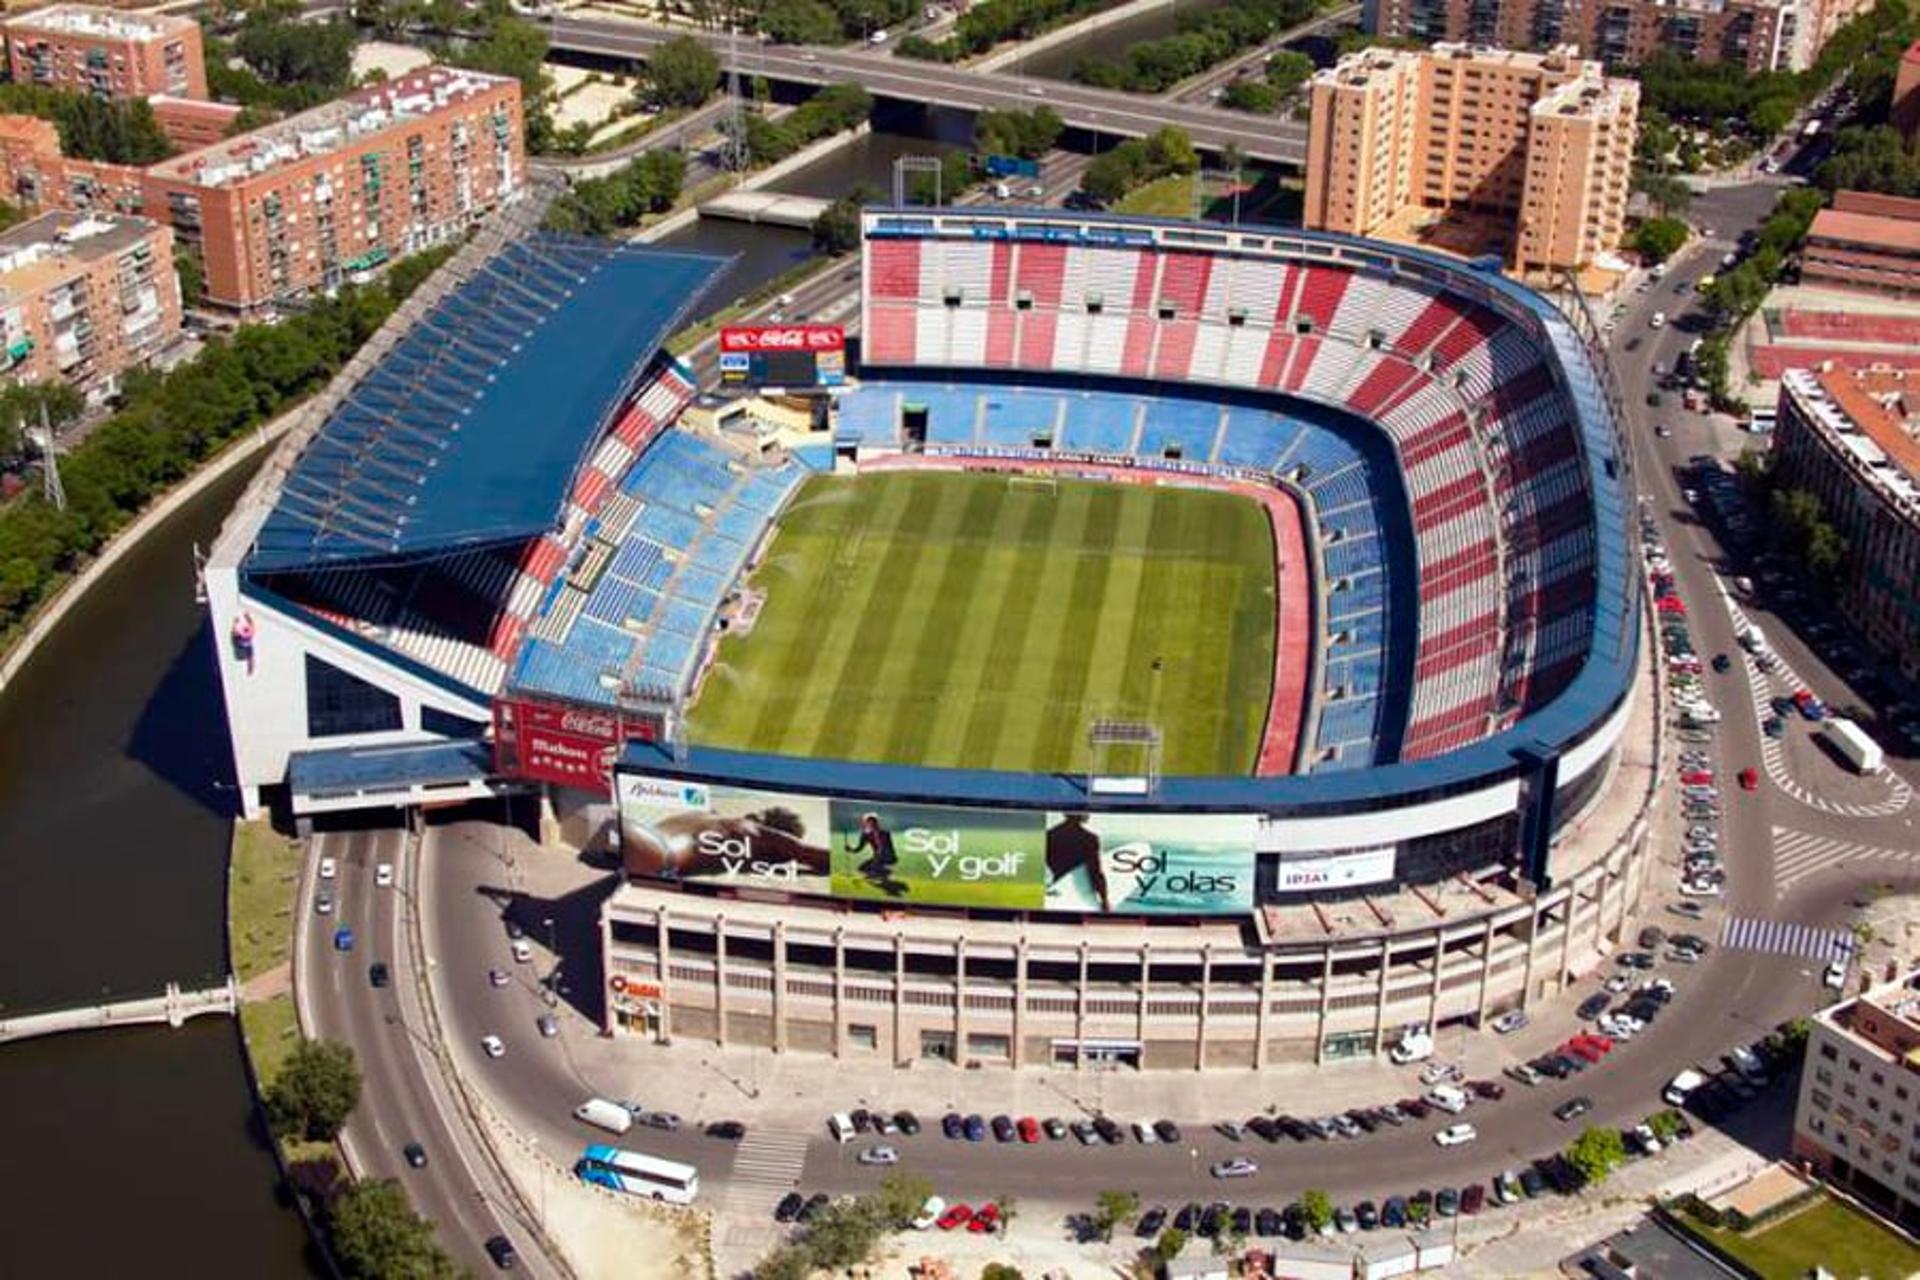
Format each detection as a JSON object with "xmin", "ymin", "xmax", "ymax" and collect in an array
[
  {"xmin": 1810, "ymin": 206, "xmax": 1920, "ymax": 255},
  {"xmin": 1822, "ymin": 967, "xmax": 1920, "ymax": 1066},
  {"xmin": 0, "ymin": 210, "xmax": 157, "ymax": 303},
  {"xmin": 1535, "ymin": 74, "xmax": 1638, "ymax": 118},
  {"xmin": 148, "ymin": 64, "xmax": 514, "ymax": 189},
  {"xmin": 2, "ymin": 4, "xmax": 196, "ymax": 39},
  {"xmin": 1783, "ymin": 367, "xmax": 1920, "ymax": 514}
]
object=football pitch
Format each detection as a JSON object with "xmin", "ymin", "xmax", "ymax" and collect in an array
[{"xmin": 688, "ymin": 470, "xmax": 1277, "ymax": 775}]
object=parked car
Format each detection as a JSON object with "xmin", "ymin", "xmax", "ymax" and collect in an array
[
  {"xmin": 968, "ymin": 1203, "xmax": 1002, "ymax": 1234},
  {"xmin": 1211, "ymin": 1157, "xmax": 1260, "ymax": 1179},
  {"xmin": 483, "ymin": 1235, "xmax": 518, "ymax": 1271},
  {"xmin": 942, "ymin": 1112, "xmax": 965, "ymax": 1140},
  {"xmin": 481, "ymin": 1034, "xmax": 505, "ymax": 1058},
  {"xmin": 857, "ymin": 1144, "xmax": 899, "ymax": 1166},
  {"xmin": 936, "ymin": 1203, "xmax": 973, "ymax": 1231},
  {"xmin": 1554, "ymin": 1096, "xmax": 1594, "ymax": 1123},
  {"xmin": 774, "ymin": 1192, "xmax": 805, "ymax": 1223},
  {"xmin": 1137, "ymin": 1206, "xmax": 1168, "ymax": 1237},
  {"xmin": 1434, "ymin": 1123, "xmax": 1478, "ymax": 1147},
  {"xmin": 1491, "ymin": 1010, "xmax": 1529, "ymax": 1034},
  {"xmin": 911, "ymin": 1196, "xmax": 946, "ymax": 1230}
]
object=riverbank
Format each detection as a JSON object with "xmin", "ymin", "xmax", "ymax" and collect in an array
[{"xmin": 232, "ymin": 818, "xmax": 302, "ymax": 1087}]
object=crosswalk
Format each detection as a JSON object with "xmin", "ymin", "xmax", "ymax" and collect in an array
[
  {"xmin": 1719, "ymin": 914, "xmax": 1853, "ymax": 961},
  {"xmin": 1773, "ymin": 826, "xmax": 1920, "ymax": 894},
  {"xmin": 722, "ymin": 1128, "xmax": 812, "ymax": 1222}
]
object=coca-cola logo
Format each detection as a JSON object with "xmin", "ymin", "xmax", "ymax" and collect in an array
[
  {"xmin": 561, "ymin": 710, "xmax": 617, "ymax": 739},
  {"xmin": 721, "ymin": 325, "xmax": 844, "ymax": 353}
]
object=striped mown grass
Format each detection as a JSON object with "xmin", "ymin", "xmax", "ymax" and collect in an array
[{"xmin": 688, "ymin": 470, "xmax": 1276, "ymax": 776}]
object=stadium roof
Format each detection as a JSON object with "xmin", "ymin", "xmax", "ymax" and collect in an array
[{"xmin": 248, "ymin": 234, "xmax": 727, "ymax": 573}]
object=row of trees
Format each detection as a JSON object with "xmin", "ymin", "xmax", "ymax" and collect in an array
[
  {"xmin": 543, "ymin": 150, "xmax": 688, "ymax": 236},
  {"xmin": 1220, "ymin": 50, "xmax": 1316, "ymax": 114},
  {"xmin": 0, "ymin": 245, "xmax": 454, "ymax": 639},
  {"xmin": 898, "ymin": 0, "xmax": 1106, "ymax": 61},
  {"xmin": 756, "ymin": 1172, "xmax": 973, "ymax": 1280},
  {"xmin": 206, "ymin": 0, "xmax": 357, "ymax": 115},
  {"xmin": 760, "ymin": 0, "xmax": 919, "ymax": 45},
  {"xmin": 1070, "ymin": 0, "xmax": 1317, "ymax": 95},
  {"xmin": 1734, "ymin": 450, "xmax": 1851, "ymax": 580},
  {"xmin": 0, "ymin": 85, "xmax": 172, "ymax": 165},
  {"xmin": 725, "ymin": 82, "xmax": 874, "ymax": 167},
  {"xmin": 1082, "ymin": 125, "xmax": 1199, "ymax": 205}
]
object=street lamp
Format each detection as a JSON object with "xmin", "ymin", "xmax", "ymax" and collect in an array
[{"xmin": 543, "ymin": 915, "xmax": 557, "ymax": 1006}]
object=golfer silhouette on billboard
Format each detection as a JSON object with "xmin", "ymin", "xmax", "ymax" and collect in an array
[{"xmin": 844, "ymin": 811, "xmax": 898, "ymax": 882}]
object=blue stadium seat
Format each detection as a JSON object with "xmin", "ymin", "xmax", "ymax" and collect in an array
[
  {"xmin": 1059, "ymin": 394, "xmax": 1139, "ymax": 453},
  {"xmin": 980, "ymin": 390, "xmax": 1058, "ymax": 446},
  {"xmin": 1138, "ymin": 399, "xmax": 1219, "ymax": 459}
]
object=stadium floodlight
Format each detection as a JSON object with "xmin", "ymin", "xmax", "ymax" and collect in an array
[
  {"xmin": 1088, "ymin": 718, "xmax": 1161, "ymax": 797},
  {"xmin": 893, "ymin": 155, "xmax": 945, "ymax": 209}
]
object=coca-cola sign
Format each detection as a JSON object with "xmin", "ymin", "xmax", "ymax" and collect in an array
[
  {"xmin": 493, "ymin": 696, "xmax": 660, "ymax": 793},
  {"xmin": 719, "ymin": 324, "xmax": 845, "ymax": 353}
]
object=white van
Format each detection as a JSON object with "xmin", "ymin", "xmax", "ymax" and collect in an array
[
  {"xmin": 828, "ymin": 1112, "xmax": 857, "ymax": 1143},
  {"xmin": 575, "ymin": 1098, "xmax": 634, "ymax": 1135},
  {"xmin": 1388, "ymin": 1028, "xmax": 1435, "ymax": 1064},
  {"xmin": 1426, "ymin": 1084, "xmax": 1471, "ymax": 1114},
  {"xmin": 1663, "ymin": 1068, "xmax": 1707, "ymax": 1106}
]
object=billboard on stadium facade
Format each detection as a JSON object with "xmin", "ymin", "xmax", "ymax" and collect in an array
[
  {"xmin": 827, "ymin": 799, "xmax": 1047, "ymax": 909},
  {"xmin": 717, "ymin": 324, "xmax": 846, "ymax": 387},
  {"xmin": 494, "ymin": 697, "xmax": 622, "ymax": 793},
  {"xmin": 617, "ymin": 772, "xmax": 834, "ymax": 896},
  {"xmin": 1271, "ymin": 845, "xmax": 1398, "ymax": 894},
  {"xmin": 1043, "ymin": 812, "xmax": 1257, "ymax": 914}
]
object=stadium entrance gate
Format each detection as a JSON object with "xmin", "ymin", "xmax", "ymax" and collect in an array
[{"xmin": 1051, "ymin": 1037, "xmax": 1142, "ymax": 1068}]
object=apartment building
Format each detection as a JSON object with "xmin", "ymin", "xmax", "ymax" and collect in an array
[
  {"xmin": 1, "ymin": 5, "xmax": 206, "ymax": 102},
  {"xmin": 1771, "ymin": 368, "xmax": 1920, "ymax": 683},
  {"xmin": 1794, "ymin": 967, "xmax": 1920, "ymax": 1231},
  {"xmin": 1361, "ymin": 0, "xmax": 1860, "ymax": 71},
  {"xmin": 0, "ymin": 209, "xmax": 179, "ymax": 401},
  {"xmin": 0, "ymin": 114, "xmax": 148, "ymax": 217},
  {"xmin": 1304, "ymin": 44, "xmax": 1637, "ymax": 276},
  {"xmin": 1802, "ymin": 191, "xmax": 1920, "ymax": 299},
  {"xmin": 144, "ymin": 66, "xmax": 524, "ymax": 313}
]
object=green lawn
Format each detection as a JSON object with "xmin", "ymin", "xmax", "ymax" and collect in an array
[
  {"xmin": 688, "ymin": 471, "xmax": 1276, "ymax": 775},
  {"xmin": 230, "ymin": 818, "xmax": 300, "ymax": 983},
  {"xmin": 1686, "ymin": 1195, "xmax": 1920, "ymax": 1280},
  {"xmin": 1116, "ymin": 174, "xmax": 1198, "ymax": 219},
  {"xmin": 241, "ymin": 994, "xmax": 300, "ymax": 1088}
]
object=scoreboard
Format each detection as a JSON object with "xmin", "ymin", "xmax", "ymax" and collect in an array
[{"xmin": 718, "ymin": 324, "xmax": 846, "ymax": 388}]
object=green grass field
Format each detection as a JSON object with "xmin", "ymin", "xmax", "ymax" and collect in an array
[{"xmin": 688, "ymin": 470, "xmax": 1276, "ymax": 775}]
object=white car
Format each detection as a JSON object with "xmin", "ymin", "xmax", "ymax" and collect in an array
[
  {"xmin": 1604, "ymin": 974, "xmax": 1632, "ymax": 994},
  {"xmin": 1132, "ymin": 1121, "xmax": 1159, "ymax": 1145},
  {"xmin": 318, "ymin": 857, "xmax": 337, "ymax": 880},
  {"xmin": 1419, "ymin": 1060, "xmax": 1462, "ymax": 1085},
  {"xmin": 1490, "ymin": 1010, "xmax": 1529, "ymax": 1034},
  {"xmin": 512, "ymin": 938, "xmax": 533, "ymax": 963},
  {"xmin": 857, "ymin": 1144, "xmax": 899, "ymax": 1166},
  {"xmin": 481, "ymin": 1034, "xmax": 506, "ymax": 1058},
  {"xmin": 1825, "ymin": 958, "xmax": 1848, "ymax": 990},
  {"xmin": 1650, "ymin": 312, "xmax": 1667, "ymax": 329},
  {"xmin": 375, "ymin": 862, "xmax": 394, "ymax": 888},
  {"xmin": 1434, "ymin": 1123, "xmax": 1478, "ymax": 1147},
  {"xmin": 1678, "ymin": 879, "xmax": 1724, "ymax": 899},
  {"xmin": 911, "ymin": 1196, "xmax": 946, "ymax": 1230},
  {"xmin": 1210, "ymin": 1157, "xmax": 1259, "ymax": 1179}
]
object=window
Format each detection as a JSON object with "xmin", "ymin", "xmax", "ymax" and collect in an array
[
  {"xmin": 1813, "ymin": 1090, "xmax": 1833, "ymax": 1110},
  {"xmin": 1874, "ymin": 1072, "xmax": 1886, "ymax": 1087},
  {"xmin": 305, "ymin": 655, "xmax": 401, "ymax": 738},
  {"xmin": 421, "ymin": 706, "xmax": 487, "ymax": 739},
  {"xmin": 967, "ymin": 1032, "xmax": 1011, "ymax": 1060},
  {"xmin": 920, "ymin": 1030, "xmax": 954, "ymax": 1062},
  {"xmin": 848, "ymin": 1023, "xmax": 878, "ymax": 1051}
]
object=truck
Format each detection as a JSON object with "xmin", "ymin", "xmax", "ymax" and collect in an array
[
  {"xmin": 1826, "ymin": 718, "xmax": 1885, "ymax": 774},
  {"xmin": 1388, "ymin": 1027, "xmax": 1435, "ymax": 1064},
  {"xmin": 574, "ymin": 1098, "xmax": 634, "ymax": 1135},
  {"xmin": 1663, "ymin": 1068, "xmax": 1709, "ymax": 1106}
]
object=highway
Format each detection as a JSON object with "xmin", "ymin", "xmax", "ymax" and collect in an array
[{"xmin": 544, "ymin": 14, "xmax": 1310, "ymax": 164}]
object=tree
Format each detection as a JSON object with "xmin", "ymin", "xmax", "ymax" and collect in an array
[
  {"xmin": 981, "ymin": 1266, "xmax": 1024, "ymax": 1280},
  {"xmin": 763, "ymin": 0, "xmax": 844, "ymax": 43},
  {"xmin": 1633, "ymin": 170, "xmax": 1693, "ymax": 217},
  {"xmin": 1091, "ymin": 1188, "xmax": 1139, "ymax": 1241},
  {"xmin": 1222, "ymin": 80, "xmax": 1282, "ymax": 112},
  {"xmin": 650, "ymin": 35, "xmax": 721, "ymax": 109},
  {"xmin": 995, "ymin": 1192, "xmax": 1018, "ymax": 1237},
  {"xmin": 1299, "ymin": 1188, "xmax": 1334, "ymax": 1234},
  {"xmin": 451, "ymin": 15, "xmax": 551, "ymax": 97},
  {"xmin": 234, "ymin": 15, "xmax": 356, "ymax": 90},
  {"xmin": 287, "ymin": 1155, "xmax": 344, "ymax": 1208},
  {"xmin": 755, "ymin": 1246, "xmax": 813, "ymax": 1280},
  {"xmin": 1154, "ymin": 1226, "xmax": 1188, "ymax": 1263},
  {"xmin": 1265, "ymin": 49, "xmax": 1314, "ymax": 95},
  {"xmin": 1565, "ymin": 1126, "xmax": 1627, "ymax": 1187},
  {"xmin": 329, "ymin": 1178, "xmax": 456, "ymax": 1279},
  {"xmin": 266, "ymin": 1037, "xmax": 361, "ymax": 1141},
  {"xmin": 1145, "ymin": 125, "xmax": 1199, "ymax": 175},
  {"xmin": 1629, "ymin": 216, "xmax": 1690, "ymax": 264},
  {"xmin": 1083, "ymin": 148, "xmax": 1139, "ymax": 204},
  {"xmin": 0, "ymin": 382, "xmax": 82, "ymax": 462}
]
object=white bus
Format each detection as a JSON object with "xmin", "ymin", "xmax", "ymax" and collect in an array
[{"xmin": 575, "ymin": 1145, "xmax": 700, "ymax": 1204}]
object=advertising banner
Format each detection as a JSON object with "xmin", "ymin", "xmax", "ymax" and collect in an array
[
  {"xmin": 1042, "ymin": 812, "xmax": 1256, "ymax": 915},
  {"xmin": 617, "ymin": 772, "xmax": 834, "ymax": 896},
  {"xmin": 718, "ymin": 324, "xmax": 847, "ymax": 387},
  {"xmin": 719, "ymin": 325, "xmax": 846, "ymax": 353},
  {"xmin": 828, "ymin": 800, "xmax": 1047, "ymax": 909},
  {"xmin": 1272, "ymin": 845, "xmax": 1398, "ymax": 894},
  {"xmin": 493, "ymin": 697, "xmax": 625, "ymax": 793}
]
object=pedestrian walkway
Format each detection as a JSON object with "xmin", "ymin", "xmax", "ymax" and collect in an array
[
  {"xmin": 1718, "ymin": 914, "xmax": 1851, "ymax": 961},
  {"xmin": 723, "ymin": 1128, "xmax": 811, "ymax": 1221},
  {"xmin": 1773, "ymin": 826, "xmax": 1920, "ymax": 895}
]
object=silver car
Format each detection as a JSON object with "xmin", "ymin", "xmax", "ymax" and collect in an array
[{"xmin": 1211, "ymin": 1157, "xmax": 1259, "ymax": 1179}]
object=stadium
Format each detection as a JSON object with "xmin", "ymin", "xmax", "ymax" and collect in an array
[{"xmin": 206, "ymin": 202, "xmax": 1654, "ymax": 1068}]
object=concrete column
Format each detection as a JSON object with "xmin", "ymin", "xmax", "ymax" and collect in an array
[
  {"xmin": 657, "ymin": 906, "xmax": 673, "ymax": 1044},
  {"xmin": 714, "ymin": 916, "xmax": 728, "ymax": 1047},
  {"xmin": 1197, "ymin": 943, "xmax": 1213, "ymax": 1071},
  {"xmin": 1426, "ymin": 928, "xmax": 1445, "ymax": 1030},
  {"xmin": 1076, "ymin": 942, "xmax": 1090, "ymax": 1072},
  {"xmin": 832, "ymin": 927, "xmax": 846, "ymax": 1060},
  {"xmin": 597, "ymin": 901, "xmax": 615, "ymax": 1037},
  {"xmin": 1255, "ymin": 950, "xmax": 1275, "ymax": 1069},
  {"xmin": 772, "ymin": 919, "xmax": 788, "ymax": 1053},
  {"xmin": 1013, "ymin": 938, "xmax": 1029, "ymax": 1069},
  {"xmin": 893, "ymin": 933, "xmax": 907, "ymax": 1066},
  {"xmin": 1520, "ymin": 901, "xmax": 1541, "ymax": 1010},
  {"xmin": 954, "ymin": 936, "xmax": 968, "ymax": 1062},
  {"xmin": 1474, "ymin": 916, "xmax": 1497, "ymax": 1026},
  {"xmin": 1557, "ymin": 889, "xmax": 1576, "ymax": 990},
  {"xmin": 1137, "ymin": 943, "xmax": 1152, "ymax": 1049},
  {"xmin": 1371, "ymin": 937, "xmax": 1392, "ymax": 1057},
  {"xmin": 1314, "ymin": 947, "xmax": 1334, "ymax": 1065}
]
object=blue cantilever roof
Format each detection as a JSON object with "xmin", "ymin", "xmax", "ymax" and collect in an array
[{"xmin": 249, "ymin": 234, "xmax": 728, "ymax": 572}]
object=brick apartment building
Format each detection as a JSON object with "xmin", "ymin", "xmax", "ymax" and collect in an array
[
  {"xmin": 1304, "ymin": 43, "xmax": 1636, "ymax": 277},
  {"xmin": 1801, "ymin": 190, "xmax": 1920, "ymax": 299},
  {"xmin": 1794, "ymin": 967, "xmax": 1920, "ymax": 1230},
  {"xmin": 1362, "ymin": 0, "xmax": 1868, "ymax": 71},
  {"xmin": 1, "ymin": 5, "xmax": 206, "ymax": 101},
  {"xmin": 0, "ymin": 208, "xmax": 179, "ymax": 401},
  {"xmin": 1771, "ymin": 368, "xmax": 1920, "ymax": 682},
  {"xmin": 0, "ymin": 66, "xmax": 525, "ymax": 314}
]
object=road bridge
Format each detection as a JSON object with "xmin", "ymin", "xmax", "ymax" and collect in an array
[
  {"xmin": 545, "ymin": 15, "xmax": 1311, "ymax": 166},
  {"xmin": 700, "ymin": 190, "xmax": 833, "ymax": 227},
  {"xmin": 0, "ymin": 979, "xmax": 238, "ymax": 1044}
]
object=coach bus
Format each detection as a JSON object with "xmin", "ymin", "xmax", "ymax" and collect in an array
[{"xmin": 575, "ymin": 1145, "xmax": 700, "ymax": 1204}]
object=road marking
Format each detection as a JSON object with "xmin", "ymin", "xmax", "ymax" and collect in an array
[
  {"xmin": 1719, "ymin": 914, "xmax": 1852, "ymax": 960},
  {"xmin": 1772, "ymin": 825, "xmax": 1920, "ymax": 894},
  {"xmin": 721, "ymin": 1128, "xmax": 812, "ymax": 1224}
]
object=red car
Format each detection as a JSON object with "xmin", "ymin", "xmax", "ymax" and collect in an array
[
  {"xmin": 1578, "ymin": 1032, "xmax": 1615, "ymax": 1055},
  {"xmin": 937, "ymin": 1203, "xmax": 973, "ymax": 1231},
  {"xmin": 1680, "ymin": 769, "xmax": 1715, "ymax": 786},
  {"xmin": 1656, "ymin": 596, "xmax": 1687, "ymax": 614},
  {"xmin": 1739, "ymin": 767, "xmax": 1759, "ymax": 792},
  {"xmin": 1016, "ymin": 1116, "xmax": 1041, "ymax": 1143},
  {"xmin": 968, "ymin": 1203, "xmax": 1001, "ymax": 1234}
]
